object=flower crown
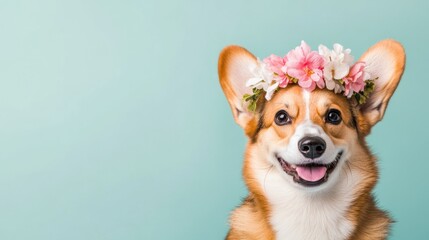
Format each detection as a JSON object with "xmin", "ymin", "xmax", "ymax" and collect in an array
[{"xmin": 243, "ymin": 41, "xmax": 376, "ymax": 111}]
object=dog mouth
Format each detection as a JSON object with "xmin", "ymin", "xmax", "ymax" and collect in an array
[{"xmin": 276, "ymin": 151, "xmax": 343, "ymax": 187}]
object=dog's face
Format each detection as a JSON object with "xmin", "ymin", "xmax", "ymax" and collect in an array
[
  {"xmin": 256, "ymin": 86, "xmax": 359, "ymax": 189},
  {"xmin": 218, "ymin": 40, "xmax": 405, "ymax": 192}
]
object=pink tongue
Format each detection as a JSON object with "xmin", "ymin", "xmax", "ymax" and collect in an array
[{"xmin": 296, "ymin": 166, "xmax": 327, "ymax": 182}]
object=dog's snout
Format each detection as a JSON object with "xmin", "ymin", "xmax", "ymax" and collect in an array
[{"xmin": 298, "ymin": 136, "xmax": 326, "ymax": 159}]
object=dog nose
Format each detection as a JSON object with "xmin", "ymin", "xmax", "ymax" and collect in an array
[{"xmin": 298, "ymin": 136, "xmax": 326, "ymax": 159}]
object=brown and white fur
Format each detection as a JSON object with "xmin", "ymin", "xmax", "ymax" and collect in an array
[{"xmin": 218, "ymin": 40, "xmax": 405, "ymax": 240}]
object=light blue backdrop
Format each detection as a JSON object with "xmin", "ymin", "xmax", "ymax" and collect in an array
[{"xmin": 0, "ymin": 0, "xmax": 427, "ymax": 239}]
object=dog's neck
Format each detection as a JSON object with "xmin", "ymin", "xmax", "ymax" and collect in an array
[
  {"xmin": 245, "ymin": 146, "xmax": 371, "ymax": 240},
  {"xmin": 269, "ymin": 169, "xmax": 361, "ymax": 240}
]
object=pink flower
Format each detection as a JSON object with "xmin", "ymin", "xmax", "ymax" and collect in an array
[
  {"xmin": 263, "ymin": 54, "xmax": 290, "ymax": 88},
  {"xmin": 343, "ymin": 62, "xmax": 368, "ymax": 97},
  {"xmin": 286, "ymin": 41, "xmax": 325, "ymax": 91}
]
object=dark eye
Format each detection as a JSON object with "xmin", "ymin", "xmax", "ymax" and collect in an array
[
  {"xmin": 275, "ymin": 110, "xmax": 291, "ymax": 126},
  {"xmin": 325, "ymin": 109, "xmax": 342, "ymax": 125}
]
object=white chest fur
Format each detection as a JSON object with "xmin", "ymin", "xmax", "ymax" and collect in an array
[
  {"xmin": 269, "ymin": 184, "xmax": 355, "ymax": 240},
  {"xmin": 252, "ymin": 156, "xmax": 361, "ymax": 240}
]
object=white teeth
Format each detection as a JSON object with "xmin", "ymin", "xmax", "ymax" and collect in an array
[{"xmin": 291, "ymin": 164, "xmax": 297, "ymax": 169}]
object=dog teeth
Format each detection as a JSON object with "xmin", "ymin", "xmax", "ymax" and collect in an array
[{"xmin": 291, "ymin": 164, "xmax": 297, "ymax": 169}]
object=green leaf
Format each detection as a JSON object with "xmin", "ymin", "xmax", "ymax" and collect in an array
[
  {"xmin": 242, "ymin": 87, "xmax": 263, "ymax": 112},
  {"xmin": 248, "ymin": 101, "xmax": 257, "ymax": 112},
  {"xmin": 243, "ymin": 94, "xmax": 253, "ymax": 102},
  {"xmin": 290, "ymin": 77, "xmax": 298, "ymax": 84},
  {"xmin": 351, "ymin": 79, "xmax": 376, "ymax": 105}
]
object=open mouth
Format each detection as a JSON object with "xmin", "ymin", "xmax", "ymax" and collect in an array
[{"xmin": 276, "ymin": 151, "xmax": 343, "ymax": 187}]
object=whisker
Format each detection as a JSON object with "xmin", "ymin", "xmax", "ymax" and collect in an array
[
  {"xmin": 263, "ymin": 165, "xmax": 274, "ymax": 193},
  {"xmin": 345, "ymin": 161, "xmax": 353, "ymax": 185}
]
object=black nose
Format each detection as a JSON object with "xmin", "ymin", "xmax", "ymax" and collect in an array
[{"xmin": 298, "ymin": 136, "xmax": 326, "ymax": 159}]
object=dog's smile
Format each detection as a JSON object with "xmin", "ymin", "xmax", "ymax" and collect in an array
[{"xmin": 276, "ymin": 151, "xmax": 343, "ymax": 187}]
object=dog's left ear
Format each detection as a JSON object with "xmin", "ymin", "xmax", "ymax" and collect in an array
[
  {"xmin": 358, "ymin": 39, "xmax": 405, "ymax": 130},
  {"xmin": 218, "ymin": 45, "xmax": 259, "ymax": 134}
]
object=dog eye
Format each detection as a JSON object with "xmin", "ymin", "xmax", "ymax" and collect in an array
[
  {"xmin": 325, "ymin": 109, "xmax": 342, "ymax": 125},
  {"xmin": 275, "ymin": 110, "xmax": 291, "ymax": 126}
]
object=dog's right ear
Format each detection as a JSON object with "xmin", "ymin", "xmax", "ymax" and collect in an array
[
  {"xmin": 218, "ymin": 46, "xmax": 258, "ymax": 132},
  {"xmin": 357, "ymin": 40, "xmax": 405, "ymax": 134}
]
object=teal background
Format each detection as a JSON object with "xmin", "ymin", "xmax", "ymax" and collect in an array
[{"xmin": 0, "ymin": 0, "xmax": 427, "ymax": 239}]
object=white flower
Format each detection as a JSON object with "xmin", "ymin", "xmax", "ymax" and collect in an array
[
  {"xmin": 323, "ymin": 62, "xmax": 346, "ymax": 93},
  {"xmin": 246, "ymin": 59, "xmax": 278, "ymax": 100},
  {"xmin": 264, "ymin": 81, "xmax": 279, "ymax": 100},
  {"xmin": 319, "ymin": 43, "xmax": 354, "ymax": 93}
]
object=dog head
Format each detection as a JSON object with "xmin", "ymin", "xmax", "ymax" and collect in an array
[{"xmin": 218, "ymin": 40, "xmax": 405, "ymax": 192}]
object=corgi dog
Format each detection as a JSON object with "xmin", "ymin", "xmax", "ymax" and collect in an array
[{"xmin": 217, "ymin": 40, "xmax": 405, "ymax": 240}]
